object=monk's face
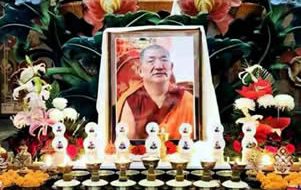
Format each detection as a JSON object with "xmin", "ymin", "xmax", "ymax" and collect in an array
[{"xmin": 139, "ymin": 48, "xmax": 173, "ymax": 83}]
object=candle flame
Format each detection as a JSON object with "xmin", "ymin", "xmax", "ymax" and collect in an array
[{"xmin": 261, "ymin": 154, "xmax": 273, "ymax": 166}]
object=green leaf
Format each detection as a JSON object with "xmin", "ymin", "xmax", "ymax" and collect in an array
[
  {"xmin": 207, "ymin": 38, "xmax": 251, "ymax": 74},
  {"xmin": 104, "ymin": 11, "xmax": 160, "ymax": 28},
  {"xmin": 61, "ymin": 32, "xmax": 102, "ymax": 78},
  {"xmin": 0, "ymin": 4, "xmax": 40, "ymax": 42},
  {"xmin": 208, "ymin": 38, "xmax": 251, "ymax": 59}
]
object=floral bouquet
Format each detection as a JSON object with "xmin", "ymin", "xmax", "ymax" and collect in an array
[
  {"xmin": 9, "ymin": 57, "xmax": 86, "ymax": 160},
  {"xmin": 226, "ymin": 64, "xmax": 296, "ymax": 157}
]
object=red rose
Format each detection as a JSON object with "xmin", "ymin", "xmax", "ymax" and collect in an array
[
  {"xmin": 265, "ymin": 146, "xmax": 278, "ymax": 154},
  {"xmin": 286, "ymin": 144, "xmax": 295, "ymax": 154},
  {"xmin": 131, "ymin": 145, "xmax": 146, "ymax": 155},
  {"xmin": 67, "ymin": 144, "xmax": 79, "ymax": 160},
  {"xmin": 255, "ymin": 123, "xmax": 273, "ymax": 144},
  {"xmin": 261, "ymin": 116, "xmax": 291, "ymax": 129},
  {"xmin": 232, "ymin": 140, "xmax": 242, "ymax": 153},
  {"xmin": 165, "ymin": 141, "xmax": 177, "ymax": 154},
  {"xmin": 237, "ymin": 78, "xmax": 272, "ymax": 99}
]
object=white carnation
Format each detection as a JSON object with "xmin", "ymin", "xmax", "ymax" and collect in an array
[
  {"xmin": 257, "ymin": 94, "xmax": 275, "ymax": 108},
  {"xmin": 234, "ymin": 98, "xmax": 255, "ymax": 111},
  {"xmin": 48, "ymin": 109, "xmax": 64, "ymax": 122},
  {"xmin": 63, "ymin": 108, "xmax": 79, "ymax": 121},
  {"xmin": 274, "ymin": 94, "xmax": 295, "ymax": 111},
  {"xmin": 52, "ymin": 98, "xmax": 68, "ymax": 110}
]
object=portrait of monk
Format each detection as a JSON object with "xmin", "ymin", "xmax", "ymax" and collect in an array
[{"xmin": 116, "ymin": 42, "xmax": 194, "ymax": 140}]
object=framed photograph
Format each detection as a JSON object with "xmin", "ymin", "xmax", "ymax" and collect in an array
[{"xmin": 105, "ymin": 27, "xmax": 203, "ymax": 142}]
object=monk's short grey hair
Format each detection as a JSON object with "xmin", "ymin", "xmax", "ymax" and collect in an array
[{"xmin": 140, "ymin": 44, "xmax": 170, "ymax": 61}]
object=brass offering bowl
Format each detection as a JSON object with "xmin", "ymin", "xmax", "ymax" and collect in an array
[
  {"xmin": 170, "ymin": 159, "xmax": 189, "ymax": 182},
  {"xmin": 229, "ymin": 161, "xmax": 247, "ymax": 182},
  {"xmin": 57, "ymin": 165, "xmax": 74, "ymax": 182},
  {"xmin": 114, "ymin": 159, "xmax": 131, "ymax": 182},
  {"xmin": 86, "ymin": 162, "xmax": 102, "ymax": 182},
  {"xmin": 142, "ymin": 156, "xmax": 160, "ymax": 181},
  {"xmin": 201, "ymin": 161, "xmax": 216, "ymax": 181}
]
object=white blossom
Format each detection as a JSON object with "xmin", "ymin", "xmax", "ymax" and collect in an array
[
  {"xmin": 52, "ymin": 98, "xmax": 68, "ymax": 110},
  {"xmin": 48, "ymin": 109, "xmax": 64, "ymax": 122},
  {"xmin": 257, "ymin": 94, "xmax": 275, "ymax": 108},
  {"xmin": 274, "ymin": 94, "xmax": 295, "ymax": 111},
  {"xmin": 24, "ymin": 92, "xmax": 46, "ymax": 109},
  {"xmin": 19, "ymin": 63, "xmax": 46, "ymax": 83},
  {"xmin": 11, "ymin": 111, "xmax": 30, "ymax": 129},
  {"xmin": 20, "ymin": 68, "xmax": 34, "ymax": 83},
  {"xmin": 13, "ymin": 81, "xmax": 34, "ymax": 100},
  {"xmin": 234, "ymin": 98, "xmax": 255, "ymax": 111},
  {"xmin": 63, "ymin": 108, "xmax": 79, "ymax": 121}
]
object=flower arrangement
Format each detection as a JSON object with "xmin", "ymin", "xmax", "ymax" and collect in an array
[
  {"xmin": 9, "ymin": 57, "xmax": 86, "ymax": 160},
  {"xmin": 226, "ymin": 64, "xmax": 296, "ymax": 156}
]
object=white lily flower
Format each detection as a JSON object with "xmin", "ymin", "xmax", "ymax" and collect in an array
[
  {"xmin": 24, "ymin": 92, "xmax": 47, "ymax": 109},
  {"xmin": 48, "ymin": 108, "xmax": 64, "ymax": 122},
  {"xmin": 20, "ymin": 67, "xmax": 34, "ymax": 84},
  {"xmin": 21, "ymin": 83, "xmax": 51, "ymax": 109},
  {"xmin": 274, "ymin": 94, "xmax": 295, "ymax": 111},
  {"xmin": 236, "ymin": 114, "xmax": 263, "ymax": 124},
  {"xmin": 234, "ymin": 98, "xmax": 255, "ymax": 111},
  {"xmin": 63, "ymin": 108, "xmax": 79, "ymax": 121},
  {"xmin": 19, "ymin": 63, "xmax": 46, "ymax": 83},
  {"xmin": 13, "ymin": 81, "xmax": 34, "ymax": 100},
  {"xmin": 257, "ymin": 94, "xmax": 275, "ymax": 108},
  {"xmin": 40, "ymin": 84, "xmax": 51, "ymax": 100},
  {"xmin": 52, "ymin": 98, "xmax": 68, "ymax": 110}
]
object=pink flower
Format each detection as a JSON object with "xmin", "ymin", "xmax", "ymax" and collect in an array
[
  {"xmin": 83, "ymin": 0, "xmax": 138, "ymax": 34},
  {"xmin": 29, "ymin": 108, "xmax": 55, "ymax": 138},
  {"xmin": 178, "ymin": 0, "xmax": 241, "ymax": 34}
]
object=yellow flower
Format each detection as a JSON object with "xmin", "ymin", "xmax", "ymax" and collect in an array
[
  {"xmin": 100, "ymin": 0, "xmax": 121, "ymax": 13},
  {"xmin": 194, "ymin": 0, "xmax": 214, "ymax": 13}
]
